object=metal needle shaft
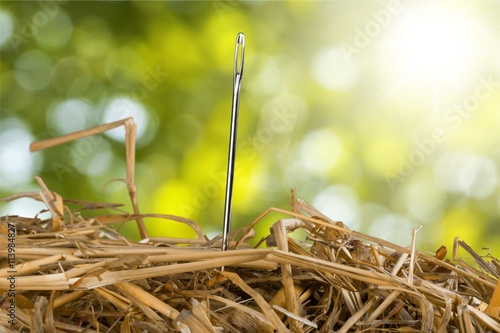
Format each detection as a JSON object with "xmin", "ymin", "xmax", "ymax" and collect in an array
[{"xmin": 222, "ymin": 32, "xmax": 245, "ymax": 252}]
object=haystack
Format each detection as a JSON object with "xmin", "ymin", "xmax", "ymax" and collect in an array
[{"xmin": 1, "ymin": 186, "xmax": 499, "ymax": 332}]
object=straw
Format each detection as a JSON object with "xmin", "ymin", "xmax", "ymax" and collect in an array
[{"xmin": 1, "ymin": 187, "xmax": 499, "ymax": 332}]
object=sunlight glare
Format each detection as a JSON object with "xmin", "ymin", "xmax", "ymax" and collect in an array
[
  {"xmin": 404, "ymin": 15, "xmax": 465, "ymax": 74},
  {"xmin": 386, "ymin": 6, "xmax": 484, "ymax": 85}
]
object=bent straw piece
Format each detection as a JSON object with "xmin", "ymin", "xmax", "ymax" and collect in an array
[
  {"xmin": 29, "ymin": 118, "xmax": 132, "ymax": 152},
  {"xmin": 0, "ymin": 191, "xmax": 42, "ymax": 203},
  {"xmin": 35, "ymin": 176, "xmax": 64, "ymax": 231},
  {"xmin": 30, "ymin": 117, "xmax": 148, "ymax": 240},
  {"xmin": 236, "ymin": 205, "xmax": 416, "ymax": 255},
  {"xmin": 272, "ymin": 219, "xmax": 302, "ymax": 331},
  {"xmin": 93, "ymin": 213, "xmax": 205, "ymax": 240},
  {"xmin": 436, "ymin": 297, "xmax": 453, "ymax": 333},
  {"xmin": 234, "ymin": 206, "xmax": 353, "ymax": 249}
]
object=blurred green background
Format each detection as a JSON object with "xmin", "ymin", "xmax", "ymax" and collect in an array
[{"xmin": 1, "ymin": 1, "xmax": 500, "ymax": 255}]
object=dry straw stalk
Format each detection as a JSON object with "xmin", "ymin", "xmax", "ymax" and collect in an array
[{"xmin": 1, "ymin": 189, "xmax": 499, "ymax": 332}]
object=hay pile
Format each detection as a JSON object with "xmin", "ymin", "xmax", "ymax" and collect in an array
[{"xmin": 1, "ymin": 187, "xmax": 499, "ymax": 333}]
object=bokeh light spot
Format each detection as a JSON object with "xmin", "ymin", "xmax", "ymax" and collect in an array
[
  {"xmin": 72, "ymin": 140, "xmax": 113, "ymax": 177},
  {"xmin": 33, "ymin": 9, "xmax": 73, "ymax": 49},
  {"xmin": 382, "ymin": 5, "xmax": 488, "ymax": 87},
  {"xmin": 405, "ymin": 180, "xmax": 444, "ymax": 223},
  {"xmin": 0, "ymin": 10, "xmax": 13, "ymax": 48},
  {"xmin": 313, "ymin": 185, "xmax": 360, "ymax": 230},
  {"xmin": 457, "ymin": 156, "xmax": 498, "ymax": 199},
  {"xmin": 48, "ymin": 98, "xmax": 95, "ymax": 134},
  {"xmin": 250, "ymin": 55, "xmax": 301, "ymax": 95},
  {"xmin": 397, "ymin": 12, "xmax": 467, "ymax": 74},
  {"xmin": 14, "ymin": 50, "xmax": 54, "ymax": 91},
  {"xmin": 105, "ymin": 47, "xmax": 145, "ymax": 89},
  {"xmin": 369, "ymin": 213, "xmax": 414, "ymax": 246},
  {"xmin": 311, "ymin": 46, "xmax": 359, "ymax": 91},
  {"xmin": 52, "ymin": 57, "xmax": 92, "ymax": 96},
  {"xmin": 0, "ymin": 198, "xmax": 51, "ymax": 220},
  {"xmin": 435, "ymin": 152, "xmax": 498, "ymax": 199},
  {"xmin": 298, "ymin": 128, "xmax": 342, "ymax": 175},
  {"xmin": 0, "ymin": 118, "xmax": 39, "ymax": 189},
  {"xmin": 102, "ymin": 97, "xmax": 150, "ymax": 143},
  {"xmin": 72, "ymin": 16, "xmax": 114, "ymax": 59}
]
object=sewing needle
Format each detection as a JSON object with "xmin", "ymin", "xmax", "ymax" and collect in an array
[{"xmin": 222, "ymin": 32, "xmax": 245, "ymax": 253}]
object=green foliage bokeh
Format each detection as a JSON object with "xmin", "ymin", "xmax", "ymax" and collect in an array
[{"xmin": 1, "ymin": 1, "xmax": 500, "ymax": 256}]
